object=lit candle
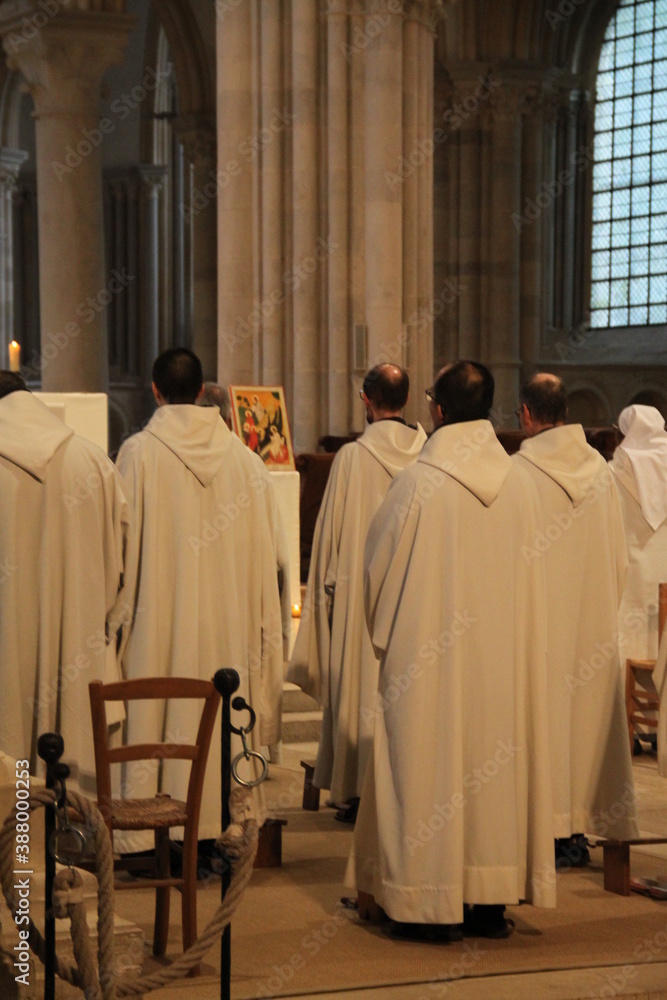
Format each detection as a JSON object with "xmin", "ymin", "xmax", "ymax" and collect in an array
[
  {"xmin": 8, "ymin": 341, "xmax": 20, "ymax": 372},
  {"xmin": 291, "ymin": 604, "xmax": 301, "ymax": 619}
]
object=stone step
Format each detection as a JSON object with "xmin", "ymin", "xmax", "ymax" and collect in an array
[
  {"xmin": 283, "ymin": 681, "xmax": 321, "ymax": 714},
  {"xmin": 282, "ymin": 709, "xmax": 323, "ymax": 744}
]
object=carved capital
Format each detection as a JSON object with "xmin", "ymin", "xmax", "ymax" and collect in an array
[
  {"xmin": 138, "ymin": 164, "xmax": 167, "ymax": 197},
  {"xmin": 404, "ymin": 0, "xmax": 446, "ymax": 31},
  {"xmin": 174, "ymin": 115, "xmax": 217, "ymax": 170},
  {"xmin": 0, "ymin": 147, "xmax": 28, "ymax": 189},
  {"xmin": 0, "ymin": 6, "xmax": 135, "ymax": 118},
  {"xmin": 487, "ymin": 81, "xmax": 540, "ymax": 121}
]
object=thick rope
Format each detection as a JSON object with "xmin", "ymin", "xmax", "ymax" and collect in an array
[
  {"xmin": 53, "ymin": 867, "xmax": 102, "ymax": 1000},
  {"xmin": 0, "ymin": 784, "xmax": 258, "ymax": 998}
]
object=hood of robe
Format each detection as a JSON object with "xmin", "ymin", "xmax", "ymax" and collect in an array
[
  {"xmin": 418, "ymin": 419, "xmax": 511, "ymax": 506},
  {"xmin": 146, "ymin": 404, "xmax": 232, "ymax": 487},
  {"xmin": 518, "ymin": 424, "xmax": 601, "ymax": 507},
  {"xmin": 0, "ymin": 390, "xmax": 73, "ymax": 482},
  {"xmin": 613, "ymin": 404, "xmax": 667, "ymax": 530},
  {"xmin": 356, "ymin": 419, "xmax": 427, "ymax": 477}
]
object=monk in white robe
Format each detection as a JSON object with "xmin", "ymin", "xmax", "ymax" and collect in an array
[
  {"xmin": 116, "ymin": 349, "xmax": 284, "ymax": 849},
  {"xmin": 347, "ymin": 362, "xmax": 556, "ymax": 937},
  {"xmin": 0, "ymin": 372, "xmax": 129, "ymax": 791},
  {"xmin": 515, "ymin": 373, "xmax": 637, "ymax": 850},
  {"xmin": 610, "ymin": 405, "xmax": 667, "ymax": 748},
  {"xmin": 289, "ymin": 364, "xmax": 426, "ymax": 810}
]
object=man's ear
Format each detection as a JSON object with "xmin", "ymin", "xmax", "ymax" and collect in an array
[
  {"xmin": 151, "ymin": 382, "xmax": 163, "ymax": 406},
  {"xmin": 195, "ymin": 384, "xmax": 205, "ymax": 402}
]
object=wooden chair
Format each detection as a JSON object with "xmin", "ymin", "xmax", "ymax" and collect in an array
[
  {"xmin": 625, "ymin": 582, "xmax": 667, "ymax": 752},
  {"xmin": 89, "ymin": 677, "xmax": 220, "ymax": 957}
]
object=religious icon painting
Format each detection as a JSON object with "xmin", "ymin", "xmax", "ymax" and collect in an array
[{"xmin": 229, "ymin": 385, "xmax": 296, "ymax": 471}]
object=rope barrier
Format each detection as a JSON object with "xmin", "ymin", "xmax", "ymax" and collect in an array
[{"xmin": 0, "ymin": 784, "xmax": 258, "ymax": 998}]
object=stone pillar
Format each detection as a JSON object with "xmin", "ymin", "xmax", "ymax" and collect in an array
[
  {"xmin": 364, "ymin": 0, "xmax": 404, "ymax": 363},
  {"xmin": 0, "ymin": 7, "xmax": 134, "ymax": 392},
  {"xmin": 485, "ymin": 83, "xmax": 536, "ymax": 422},
  {"xmin": 258, "ymin": 0, "xmax": 286, "ymax": 389},
  {"xmin": 519, "ymin": 85, "xmax": 553, "ymax": 377},
  {"xmin": 138, "ymin": 166, "xmax": 167, "ymax": 379},
  {"xmin": 176, "ymin": 116, "xmax": 217, "ymax": 380},
  {"xmin": 0, "ymin": 147, "xmax": 27, "ymax": 360},
  {"xmin": 291, "ymin": 0, "xmax": 321, "ymax": 451},
  {"xmin": 216, "ymin": 0, "xmax": 256, "ymax": 385},
  {"xmin": 413, "ymin": 0, "xmax": 437, "ymax": 427},
  {"xmin": 324, "ymin": 0, "xmax": 351, "ymax": 435}
]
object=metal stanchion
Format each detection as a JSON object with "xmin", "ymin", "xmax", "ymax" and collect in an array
[
  {"xmin": 36, "ymin": 733, "xmax": 68, "ymax": 1000},
  {"xmin": 213, "ymin": 668, "xmax": 240, "ymax": 1000}
]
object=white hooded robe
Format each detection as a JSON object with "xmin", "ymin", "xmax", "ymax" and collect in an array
[
  {"xmin": 288, "ymin": 419, "xmax": 426, "ymax": 803},
  {"xmin": 516, "ymin": 425, "xmax": 637, "ymax": 840},
  {"xmin": 116, "ymin": 405, "xmax": 285, "ymax": 845},
  {"xmin": 346, "ymin": 420, "xmax": 556, "ymax": 924},
  {"xmin": 0, "ymin": 391, "xmax": 129, "ymax": 790}
]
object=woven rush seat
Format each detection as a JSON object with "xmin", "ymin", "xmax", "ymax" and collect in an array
[{"xmin": 111, "ymin": 794, "xmax": 187, "ymax": 830}]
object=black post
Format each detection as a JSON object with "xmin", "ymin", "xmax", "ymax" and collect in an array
[
  {"xmin": 37, "ymin": 733, "xmax": 67, "ymax": 1000},
  {"xmin": 213, "ymin": 668, "xmax": 240, "ymax": 1000}
]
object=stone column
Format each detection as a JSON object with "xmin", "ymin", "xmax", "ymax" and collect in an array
[
  {"xmin": 216, "ymin": 0, "xmax": 256, "ymax": 385},
  {"xmin": 176, "ymin": 116, "xmax": 217, "ymax": 379},
  {"xmin": 518, "ymin": 84, "xmax": 555, "ymax": 377},
  {"xmin": 484, "ymin": 82, "xmax": 535, "ymax": 421},
  {"xmin": 259, "ymin": 0, "xmax": 286, "ymax": 389},
  {"xmin": 138, "ymin": 166, "xmax": 167, "ymax": 379},
  {"xmin": 324, "ymin": 0, "xmax": 351, "ymax": 435},
  {"xmin": 290, "ymin": 0, "xmax": 321, "ymax": 451},
  {"xmin": 413, "ymin": 0, "xmax": 437, "ymax": 427},
  {"xmin": 0, "ymin": 147, "xmax": 27, "ymax": 360},
  {"xmin": 0, "ymin": 7, "xmax": 134, "ymax": 392},
  {"xmin": 364, "ymin": 0, "xmax": 404, "ymax": 363}
]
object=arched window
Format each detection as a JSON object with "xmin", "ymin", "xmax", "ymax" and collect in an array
[{"xmin": 591, "ymin": 0, "xmax": 667, "ymax": 328}]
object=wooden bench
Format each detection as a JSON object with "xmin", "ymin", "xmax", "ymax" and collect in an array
[
  {"xmin": 300, "ymin": 759, "xmax": 320, "ymax": 811},
  {"xmin": 593, "ymin": 837, "xmax": 667, "ymax": 894}
]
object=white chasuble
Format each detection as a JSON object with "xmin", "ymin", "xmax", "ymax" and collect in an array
[
  {"xmin": 116, "ymin": 405, "xmax": 284, "ymax": 846},
  {"xmin": 288, "ymin": 419, "xmax": 426, "ymax": 803},
  {"xmin": 517, "ymin": 425, "xmax": 637, "ymax": 841},
  {"xmin": 346, "ymin": 421, "xmax": 556, "ymax": 924},
  {"xmin": 0, "ymin": 391, "xmax": 129, "ymax": 791}
]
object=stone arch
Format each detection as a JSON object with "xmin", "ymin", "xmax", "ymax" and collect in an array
[
  {"xmin": 567, "ymin": 383, "xmax": 610, "ymax": 425},
  {"xmin": 626, "ymin": 387, "xmax": 667, "ymax": 418}
]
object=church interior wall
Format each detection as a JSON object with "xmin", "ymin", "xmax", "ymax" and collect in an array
[{"xmin": 0, "ymin": 0, "xmax": 664, "ymax": 451}]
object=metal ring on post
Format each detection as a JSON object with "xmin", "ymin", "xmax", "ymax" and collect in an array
[
  {"xmin": 231, "ymin": 750, "xmax": 269, "ymax": 788},
  {"xmin": 48, "ymin": 825, "xmax": 88, "ymax": 867}
]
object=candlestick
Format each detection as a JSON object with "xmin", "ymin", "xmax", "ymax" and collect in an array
[{"xmin": 8, "ymin": 341, "xmax": 20, "ymax": 372}]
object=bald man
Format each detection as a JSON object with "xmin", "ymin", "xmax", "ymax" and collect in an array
[
  {"xmin": 288, "ymin": 364, "xmax": 426, "ymax": 817},
  {"xmin": 515, "ymin": 373, "xmax": 637, "ymax": 863}
]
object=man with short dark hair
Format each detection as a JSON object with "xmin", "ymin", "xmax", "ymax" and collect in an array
[
  {"xmin": 0, "ymin": 371, "xmax": 129, "ymax": 789},
  {"xmin": 516, "ymin": 372, "xmax": 637, "ymax": 863},
  {"xmin": 116, "ymin": 348, "xmax": 286, "ymax": 846},
  {"xmin": 346, "ymin": 360, "xmax": 556, "ymax": 938},
  {"xmin": 289, "ymin": 363, "xmax": 426, "ymax": 818}
]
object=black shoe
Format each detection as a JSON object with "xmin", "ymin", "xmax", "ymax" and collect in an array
[
  {"xmin": 335, "ymin": 798, "xmax": 360, "ymax": 824},
  {"xmin": 555, "ymin": 834, "xmax": 590, "ymax": 869},
  {"xmin": 390, "ymin": 921, "xmax": 463, "ymax": 943},
  {"xmin": 463, "ymin": 904, "xmax": 514, "ymax": 939}
]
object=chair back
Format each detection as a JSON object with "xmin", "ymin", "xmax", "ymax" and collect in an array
[{"xmin": 89, "ymin": 677, "xmax": 220, "ymax": 836}]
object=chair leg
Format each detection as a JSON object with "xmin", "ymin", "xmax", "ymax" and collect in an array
[
  {"xmin": 182, "ymin": 824, "xmax": 199, "ymax": 975},
  {"xmin": 154, "ymin": 828, "xmax": 171, "ymax": 957},
  {"xmin": 625, "ymin": 661, "xmax": 635, "ymax": 753}
]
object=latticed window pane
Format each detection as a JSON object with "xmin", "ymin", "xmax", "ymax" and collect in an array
[{"xmin": 592, "ymin": 0, "xmax": 667, "ymax": 328}]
